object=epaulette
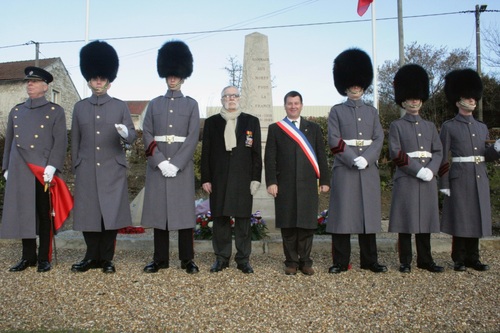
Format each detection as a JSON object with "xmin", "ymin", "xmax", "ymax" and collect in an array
[{"xmin": 186, "ymin": 96, "xmax": 197, "ymax": 102}]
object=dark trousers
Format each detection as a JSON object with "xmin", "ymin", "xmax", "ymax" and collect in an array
[
  {"xmin": 82, "ymin": 219, "xmax": 118, "ymax": 262},
  {"xmin": 281, "ymin": 227, "xmax": 315, "ymax": 268},
  {"xmin": 212, "ymin": 216, "xmax": 251, "ymax": 264},
  {"xmin": 332, "ymin": 233, "xmax": 378, "ymax": 267},
  {"xmin": 398, "ymin": 233, "xmax": 433, "ymax": 266},
  {"xmin": 153, "ymin": 228, "xmax": 194, "ymax": 263},
  {"xmin": 22, "ymin": 180, "xmax": 52, "ymax": 262},
  {"xmin": 452, "ymin": 236, "xmax": 480, "ymax": 264}
]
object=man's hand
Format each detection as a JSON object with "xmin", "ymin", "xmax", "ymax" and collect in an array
[
  {"xmin": 267, "ymin": 184, "xmax": 278, "ymax": 198},
  {"xmin": 494, "ymin": 138, "xmax": 500, "ymax": 153},
  {"xmin": 202, "ymin": 182, "xmax": 212, "ymax": 194},
  {"xmin": 165, "ymin": 163, "xmax": 179, "ymax": 177},
  {"xmin": 416, "ymin": 167, "xmax": 433, "ymax": 182},
  {"xmin": 250, "ymin": 181, "xmax": 261, "ymax": 195},
  {"xmin": 115, "ymin": 124, "xmax": 128, "ymax": 139},
  {"xmin": 158, "ymin": 160, "xmax": 170, "ymax": 177},
  {"xmin": 440, "ymin": 189, "xmax": 451, "ymax": 197},
  {"xmin": 43, "ymin": 165, "xmax": 56, "ymax": 183},
  {"xmin": 353, "ymin": 156, "xmax": 368, "ymax": 170},
  {"xmin": 3, "ymin": 170, "xmax": 7, "ymax": 181}
]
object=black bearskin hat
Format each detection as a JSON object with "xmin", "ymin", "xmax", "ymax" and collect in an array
[
  {"xmin": 333, "ymin": 48, "xmax": 373, "ymax": 96},
  {"xmin": 393, "ymin": 64, "xmax": 429, "ymax": 107},
  {"xmin": 157, "ymin": 40, "xmax": 193, "ymax": 79},
  {"xmin": 80, "ymin": 40, "xmax": 119, "ymax": 82},
  {"xmin": 444, "ymin": 68, "xmax": 483, "ymax": 104}
]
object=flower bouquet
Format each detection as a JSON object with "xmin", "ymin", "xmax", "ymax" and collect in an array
[
  {"xmin": 316, "ymin": 209, "xmax": 328, "ymax": 235},
  {"xmin": 194, "ymin": 210, "xmax": 268, "ymax": 240}
]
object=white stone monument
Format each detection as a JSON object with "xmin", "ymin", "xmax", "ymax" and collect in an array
[{"xmin": 240, "ymin": 32, "xmax": 277, "ymax": 232}]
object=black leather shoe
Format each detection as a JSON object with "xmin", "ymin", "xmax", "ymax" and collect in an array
[
  {"xmin": 143, "ymin": 261, "xmax": 169, "ymax": 273},
  {"xmin": 361, "ymin": 263, "xmax": 388, "ymax": 273},
  {"xmin": 417, "ymin": 262, "xmax": 444, "ymax": 273},
  {"xmin": 71, "ymin": 259, "xmax": 100, "ymax": 272},
  {"xmin": 465, "ymin": 260, "xmax": 490, "ymax": 271},
  {"xmin": 37, "ymin": 260, "xmax": 51, "ymax": 272},
  {"xmin": 454, "ymin": 262, "xmax": 466, "ymax": 272},
  {"xmin": 399, "ymin": 264, "xmax": 411, "ymax": 273},
  {"xmin": 328, "ymin": 264, "xmax": 348, "ymax": 274},
  {"xmin": 102, "ymin": 261, "xmax": 116, "ymax": 274},
  {"xmin": 237, "ymin": 262, "xmax": 254, "ymax": 274},
  {"xmin": 9, "ymin": 259, "xmax": 36, "ymax": 272},
  {"xmin": 210, "ymin": 260, "xmax": 229, "ymax": 273},
  {"xmin": 181, "ymin": 260, "xmax": 199, "ymax": 274}
]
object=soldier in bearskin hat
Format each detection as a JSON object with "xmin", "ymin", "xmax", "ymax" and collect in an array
[
  {"xmin": 388, "ymin": 64, "xmax": 444, "ymax": 273},
  {"xmin": 439, "ymin": 68, "xmax": 500, "ymax": 272},
  {"xmin": 1, "ymin": 66, "xmax": 69, "ymax": 273},
  {"xmin": 326, "ymin": 48, "xmax": 387, "ymax": 274},
  {"xmin": 71, "ymin": 40, "xmax": 136, "ymax": 274},
  {"xmin": 141, "ymin": 40, "xmax": 200, "ymax": 274}
]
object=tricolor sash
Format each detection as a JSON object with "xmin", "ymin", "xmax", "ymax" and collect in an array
[{"xmin": 276, "ymin": 118, "xmax": 320, "ymax": 178}]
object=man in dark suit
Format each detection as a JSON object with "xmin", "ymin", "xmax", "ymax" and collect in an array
[
  {"xmin": 201, "ymin": 85, "xmax": 262, "ymax": 274},
  {"xmin": 265, "ymin": 91, "xmax": 330, "ymax": 276}
]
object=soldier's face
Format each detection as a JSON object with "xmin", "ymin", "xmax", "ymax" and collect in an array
[
  {"xmin": 284, "ymin": 96, "xmax": 303, "ymax": 120},
  {"xmin": 166, "ymin": 76, "xmax": 183, "ymax": 91},
  {"xmin": 88, "ymin": 77, "xmax": 110, "ymax": 95},
  {"xmin": 346, "ymin": 86, "xmax": 364, "ymax": 100},
  {"xmin": 26, "ymin": 79, "xmax": 48, "ymax": 99}
]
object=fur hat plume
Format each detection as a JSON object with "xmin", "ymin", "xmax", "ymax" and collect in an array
[
  {"xmin": 393, "ymin": 64, "xmax": 429, "ymax": 107},
  {"xmin": 80, "ymin": 40, "xmax": 119, "ymax": 82},
  {"xmin": 157, "ymin": 40, "xmax": 193, "ymax": 79},
  {"xmin": 333, "ymin": 48, "xmax": 373, "ymax": 96},
  {"xmin": 444, "ymin": 68, "xmax": 483, "ymax": 104}
]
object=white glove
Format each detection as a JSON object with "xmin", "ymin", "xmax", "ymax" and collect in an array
[
  {"xmin": 353, "ymin": 156, "xmax": 368, "ymax": 170},
  {"xmin": 43, "ymin": 165, "xmax": 56, "ymax": 183},
  {"xmin": 165, "ymin": 163, "xmax": 179, "ymax": 177},
  {"xmin": 115, "ymin": 124, "xmax": 128, "ymax": 139},
  {"xmin": 416, "ymin": 167, "xmax": 433, "ymax": 182},
  {"xmin": 494, "ymin": 139, "xmax": 500, "ymax": 153},
  {"xmin": 158, "ymin": 160, "xmax": 170, "ymax": 177},
  {"xmin": 3, "ymin": 170, "xmax": 7, "ymax": 181},
  {"xmin": 440, "ymin": 189, "xmax": 451, "ymax": 197},
  {"xmin": 250, "ymin": 181, "xmax": 261, "ymax": 195}
]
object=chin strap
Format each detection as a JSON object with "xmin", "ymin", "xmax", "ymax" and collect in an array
[
  {"xmin": 87, "ymin": 80, "xmax": 110, "ymax": 95},
  {"xmin": 402, "ymin": 100, "xmax": 422, "ymax": 111},
  {"xmin": 457, "ymin": 99, "xmax": 476, "ymax": 111}
]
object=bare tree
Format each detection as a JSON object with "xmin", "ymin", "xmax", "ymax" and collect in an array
[
  {"xmin": 223, "ymin": 55, "xmax": 243, "ymax": 89},
  {"xmin": 483, "ymin": 25, "xmax": 500, "ymax": 69},
  {"xmin": 378, "ymin": 42, "xmax": 473, "ymax": 127}
]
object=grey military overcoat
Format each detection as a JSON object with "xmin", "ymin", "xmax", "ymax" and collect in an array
[
  {"xmin": 326, "ymin": 99, "xmax": 384, "ymax": 234},
  {"xmin": 388, "ymin": 114, "xmax": 443, "ymax": 234},
  {"xmin": 439, "ymin": 114, "xmax": 500, "ymax": 238},
  {"xmin": 1, "ymin": 97, "xmax": 67, "ymax": 239},
  {"xmin": 265, "ymin": 117, "xmax": 330, "ymax": 229},
  {"xmin": 71, "ymin": 94, "xmax": 136, "ymax": 232},
  {"xmin": 141, "ymin": 90, "xmax": 200, "ymax": 231}
]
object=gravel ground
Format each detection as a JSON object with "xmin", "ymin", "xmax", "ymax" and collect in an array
[{"xmin": 0, "ymin": 240, "xmax": 498, "ymax": 333}]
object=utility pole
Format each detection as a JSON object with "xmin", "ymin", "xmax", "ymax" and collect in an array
[
  {"xmin": 475, "ymin": 4, "xmax": 487, "ymax": 121},
  {"xmin": 397, "ymin": 0, "xmax": 405, "ymax": 117}
]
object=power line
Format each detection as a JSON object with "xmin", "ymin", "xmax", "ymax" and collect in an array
[{"xmin": 0, "ymin": 9, "xmax": 497, "ymax": 49}]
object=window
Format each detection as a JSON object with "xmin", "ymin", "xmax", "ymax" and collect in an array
[{"xmin": 51, "ymin": 89, "xmax": 60, "ymax": 104}]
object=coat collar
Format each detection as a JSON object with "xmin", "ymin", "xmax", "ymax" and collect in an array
[
  {"xmin": 24, "ymin": 96, "xmax": 49, "ymax": 109},
  {"xmin": 402, "ymin": 113, "xmax": 422, "ymax": 123},
  {"xmin": 165, "ymin": 90, "xmax": 184, "ymax": 98},
  {"xmin": 89, "ymin": 93, "xmax": 112, "ymax": 106}
]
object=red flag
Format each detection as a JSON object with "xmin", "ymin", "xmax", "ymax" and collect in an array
[
  {"xmin": 28, "ymin": 164, "xmax": 74, "ymax": 231},
  {"xmin": 357, "ymin": 0, "xmax": 373, "ymax": 16}
]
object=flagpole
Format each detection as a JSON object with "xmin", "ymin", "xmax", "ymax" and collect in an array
[
  {"xmin": 371, "ymin": 1, "xmax": 378, "ymax": 111},
  {"xmin": 83, "ymin": 0, "xmax": 90, "ymax": 98}
]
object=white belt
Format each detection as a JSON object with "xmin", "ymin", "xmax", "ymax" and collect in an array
[
  {"xmin": 154, "ymin": 135, "xmax": 186, "ymax": 144},
  {"xmin": 344, "ymin": 139, "xmax": 373, "ymax": 147},
  {"xmin": 407, "ymin": 151, "xmax": 432, "ymax": 158},
  {"xmin": 452, "ymin": 156, "xmax": 485, "ymax": 163}
]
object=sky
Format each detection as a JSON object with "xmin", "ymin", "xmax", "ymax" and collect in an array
[{"xmin": 1, "ymin": 0, "xmax": 499, "ymax": 117}]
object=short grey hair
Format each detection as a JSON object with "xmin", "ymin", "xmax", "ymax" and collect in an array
[{"xmin": 221, "ymin": 85, "xmax": 240, "ymax": 97}]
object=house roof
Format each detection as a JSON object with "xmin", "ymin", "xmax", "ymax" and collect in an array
[
  {"xmin": 126, "ymin": 100, "xmax": 149, "ymax": 115},
  {"xmin": 0, "ymin": 58, "xmax": 59, "ymax": 81}
]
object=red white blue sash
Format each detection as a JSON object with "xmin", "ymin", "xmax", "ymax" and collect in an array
[{"xmin": 276, "ymin": 118, "xmax": 320, "ymax": 178}]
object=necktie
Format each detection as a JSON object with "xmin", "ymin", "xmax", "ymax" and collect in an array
[{"xmin": 292, "ymin": 120, "xmax": 297, "ymax": 127}]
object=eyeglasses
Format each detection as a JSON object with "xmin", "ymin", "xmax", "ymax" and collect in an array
[{"xmin": 222, "ymin": 94, "xmax": 240, "ymax": 99}]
